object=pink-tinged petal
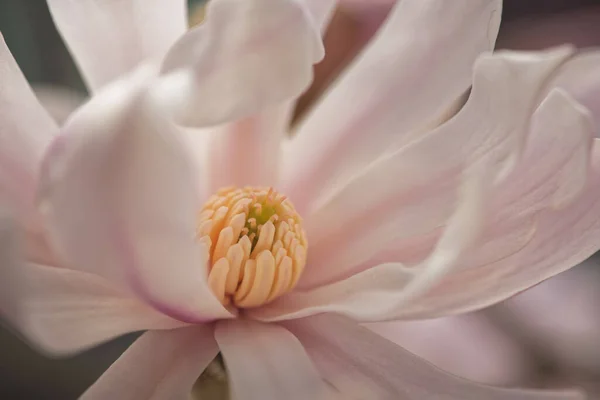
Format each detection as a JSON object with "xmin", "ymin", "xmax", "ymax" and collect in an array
[
  {"xmin": 0, "ymin": 34, "xmax": 57, "ymax": 218},
  {"xmin": 298, "ymin": 48, "xmax": 573, "ymax": 289},
  {"xmin": 0, "ymin": 215, "xmax": 184, "ymax": 355},
  {"xmin": 367, "ymin": 315, "xmax": 532, "ymax": 385},
  {"xmin": 82, "ymin": 325, "xmax": 218, "ymax": 400},
  {"xmin": 499, "ymin": 261, "xmax": 600, "ymax": 372},
  {"xmin": 47, "ymin": 0, "xmax": 187, "ymax": 92},
  {"xmin": 215, "ymin": 319, "xmax": 327, "ymax": 400},
  {"xmin": 250, "ymin": 163, "xmax": 487, "ymax": 322},
  {"xmin": 38, "ymin": 67, "xmax": 231, "ymax": 323},
  {"xmin": 262, "ymin": 89, "xmax": 600, "ymax": 323},
  {"xmin": 201, "ymin": 0, "xmax": 336, "ymax": 190},
  {"xmin": 158, "ymin": 0, "xmax": 324, "ymax": 128},
  {"xmin": 282, "ymin": 0, "xmax": 502, "ymax": 210},
  {"xmin": 386, "ymin": 95, "xmax": 600, "ymax": 319},
  {"xmin": 283, "ymin": 314, "xmax": 584, "ymax": 400},
  {"xmin": 545, "ymin": 51, "xmax": 600, "ymax": 134}
]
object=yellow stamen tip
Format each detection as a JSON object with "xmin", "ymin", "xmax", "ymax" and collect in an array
[{"xmin": 197, "ymin": 187, "xmax": 307, "ymax": 309}]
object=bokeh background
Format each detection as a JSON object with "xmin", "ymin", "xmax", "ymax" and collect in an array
[{"xmin": 1, "ymin": 0, "xmax": 600, "ymax": 398}]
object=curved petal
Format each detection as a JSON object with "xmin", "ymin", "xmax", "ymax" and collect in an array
[
  {"xmin": 38, "ymin": 67, "xmax": 231, "ymax": 323},
  {"xmin": 250, "ymin": 157, "xmax": 488, "ymax": 322},
  {"xmin": 0, "ymin": 215, "xmax": 183, "ymax": 355},
  {"xmin": 367, "ymin": 315, "xmax": 532, "ymax": 385},
  {"xmin": 282, "ymin": 0, "xmax": 503, "ymax": 210},
  {"xmin": 215, "ymin": 319, "xmax": 327, "ymax": 400},
  {"xmin": 299, "ymin": 48, "xmax": 574, "ymax": 289},
  {"xmin": 197, "ymin": 0, "xmax": 336, "ymax": 191},
  {"xmin": 0, "ymin": 34, "xmax": 57, "ymax": 219},
  {"xmin": 158, "ymin": 0, "xmax": 324, "ymax": 128},
  {"xmin": 283, "ymin": 314, "xmax": 584, "ymax": 400},
  {"xmin": 545, "ymin": 51, "xmax": 600, "ymax": 134},
  {"xmin": 47, "ymin": 0, "xmax": 187, "ymax": 92},
  {"xmin": 82, "ymin": 325, "xmax": 218, "ymax": 400},
  {"xmin": 253, "ymin": 89, "xmax": 600, "ymax": 323}
]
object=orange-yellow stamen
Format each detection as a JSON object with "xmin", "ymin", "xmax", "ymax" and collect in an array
[{"xmin": 197, "ymin": 187, "xmax": 307, "ymax": 308}]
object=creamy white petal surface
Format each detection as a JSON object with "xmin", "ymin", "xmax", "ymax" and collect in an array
[
  {"xmin": 47, "ymin": 0, "xmax": 187, "ymax": 91},
  {"xmin": 37, "ymin": 68, "xmax": 231, "ymax": 323},
  {"xmin": 298, "ymin": 48, "xmax": 574, "ymax": 289},
  {"xmin": 282, "ymin": 0, "xmax": 502, "ymax": 210}
]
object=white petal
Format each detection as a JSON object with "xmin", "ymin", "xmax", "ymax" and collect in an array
[
  {"xmin": 47, "ymin": 0, "xmax": 187, "ymax": 91},
  {"xmin": 201, "ymin": 0, "xmax": 336, "ymax": 190},
  {"xmin": 298, "ymin": 48, "xmax": 574, "ymax": 289},
  {"xmin": 387, "ymin": 91, "xmax": 600, "ymax": 319},
  {"xmin": 250, "ymin": 163, "xmax": 487, "ymax": 322},
  {"xmin": 38, "ymin": 67, "xmax": 231, "ymax": 323},
  {"xmin": 259, "ymin": 88, "xmax": 600, "ymax": 323},
  {"xmin": 82, "ymin": 326, "xmax": 218, "ymax": 400},
  {"xmin": 282, "ymin": 0, "xmax": 502, "ymax": 210},
  {"xmin": 367, "ymin": 315, "xmax": 532, "ymax": 385},
  {"xmin": 0, "ymin": 215, "xmax": 183, "ymax": 355},
  {"xmin": 0, "ymin": 35, "xmax": 57, "ymax": 218},
  {"xmin": 283, "ymin": 314, "xmax": 584, "ymax": 400},
  {"xmin": 545, "ymin": 51, "xmax": 600, "ymax": 135},
  {"xmin": 158, "ymin": 0, "xmax": 324, "ymax": 127},
  {"xmin": 215, "ymin": 319, "xmax": 327, "ymax": 400}
]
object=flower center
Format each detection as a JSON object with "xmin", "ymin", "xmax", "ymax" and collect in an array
[{"xmin": 197, "ymin": 187, "xmax": 307, "ymax": 308}]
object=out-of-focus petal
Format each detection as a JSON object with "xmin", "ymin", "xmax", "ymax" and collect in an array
[
  {"xmin": 158, "ymin": 0, "xmax": 324, "ymax": 127},
  {"xmin": 299, "ymin": 48, "xmax": 573, "ymax": 289},
  {"xmin": 33, "ymin": 84, "xmax": 86, "ymax": 125},
  {"xmin": 38, "ymin": 67, "xmax": 231, "ymax": 323},
  {"xmin": 499, "ymin": 261, "xmax": 600, "ymax": 372},
  {"xmin": 47, "ymin": 0, "xmax": 187, "ymax": 92},
  {"xmin": 546, "ymin": 51, "xmax": 600, "ymax": 134},
  {"xmin": 201, "ymin": 0, "xmax": 336, "ymax": 191},
  {"xmin": 282, "ymin": 0, "xmax": 502, "ymax": 210},
  {"xmin": 215, "ymin": 319, "xmax": 327, "ymax": 400},
  {"xmin": 0, "ymin": 216, "xmax": 184, "ymax": 355},
  {"xmin": 0, "ymin": 35, "xmax": 57, "ymax": 217},
  {"xmin": 284, "ymin": 314, "xmax": 583, "ymax": 400},
  {"xmin": 82, "ymin": 325, "xmax": 218, "ymax": 400},
  {"xmin": 367, "ymin": 315, "xmax": 532, "ymax": 385}
]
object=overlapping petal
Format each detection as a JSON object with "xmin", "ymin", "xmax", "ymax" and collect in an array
[
  {"xmin": 0, "ymin": 216, "xmax": 184, "ymax": 355},
  {"xmin": 299, "ymin": 48, "xmax": 573, "ymax": 289},
  {"xmin": 251, "ymin": 89, "xmax": 600, "ymax": 323},
  {"xmin": 37, "ymin": 67, "xmax": 231, "ymax": 323},
  {"xmin": 158, "ymin": 0, "xmax": 325, "ymax": 128},
  {"xmin": 0, "ymin": 35, "xmax": 57, "ymax": 218},
  {"xmin": 282, "ymin": 0, "xmax": 503, "ymax": 210},
  {"xmin": 546, "ymin": 51, "xmax": 600, "ymax": 133},
  {"xmin": 284, "ymin": 314, "xmax": 584, "ymax": 400},
  {"xmin": 47, "ymin": 0, "xmax": 187, "ymax": 91},
  {"xmin": 82, "ymin": 326, "xmax": 218, "ymax": 400},
  {"xmin": 215, "ymin": 320, "xmax": 327, "ymax": 400}
]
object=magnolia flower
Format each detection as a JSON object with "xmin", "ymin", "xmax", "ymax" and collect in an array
[{"xmin": 2, "ymin": 0, "xmax": 600, "ymax": 399}]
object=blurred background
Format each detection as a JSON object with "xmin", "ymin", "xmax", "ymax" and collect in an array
[{"xmin": 1, "ymin": 0, "xmax": 600, "ymax": 398}]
